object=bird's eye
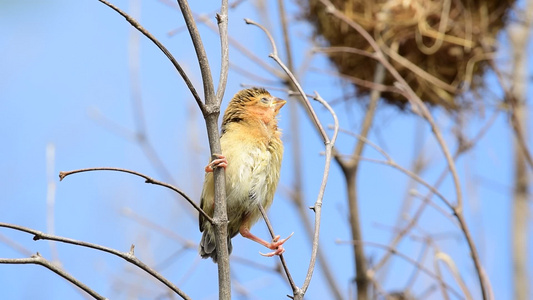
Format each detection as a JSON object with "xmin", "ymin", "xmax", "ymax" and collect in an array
[{"xmin": 260, "ymin": 97, "xmax": 269, "ymax": 104}]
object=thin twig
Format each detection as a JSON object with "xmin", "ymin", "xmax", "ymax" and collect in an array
[
  {"xmin": 123, "ymin": 2, "xmax": 195, "ymax": 219},
  {"xmin": 0, "ymin": 233, "xmax": 33, "ymax": 257},
  {"xmin": 318, "ymin": 2, "xmax": 488, "ymax": 298},
  {"xmin": 0, "ymin": 223, "xmax": 190, "ymax": 300},
  {"xmin": 311, "ymin": 67, "xmax": 402, "ymax": 94},
  {"xmin": 121, "ymin": 207, "xmax": 196, "ymax": 247},
  {"xmin": 244, "ymin": 19, "xmax": 328, "ymax": 142},
  {"xmin": 192, "ymin": 15, "xmax": 284, "ymax": 78},
  {"xmin": 334, "ymin": 128, "xmax": 454, "ymax": 210},
  {"xmin": 277, "ymin": 1, "xmax": 343, "ymax": 297},
  {"xmin": 244, "ymin": 18, "xmax": 339, "ymax": 300},
  {"xmin": 215, "ymin": 0, "xmax": 230, "ymax": 106},
  {"xmin": 0, "ymin": 254, "xmax": 107, "ymax": 300},
  {"xmin": 175, "ymin": 0, "xmax": 215, "ymax": 110},
  {"xmin": 333, "ymin": 59, "xmax": 385, "ymax": 300},
  {"xmin": 371, "ymin": 109, "xmax": 500, "ymax": 272},
  {"xmin": 488, "ymin": 64, "xmax": 533, "ymax": 171},
  {"xmin": 257, "ymin": 204, "xmax": 297, "ymax": 290},
  {"xmin": 337, "ymin": 240, "xmax": 465, "ymax": 300},
  {"xmin": 59, "ymin": 167, "xmax": 212, "ymax": 224},
  {"xmin": 97, "ymin": 0, "xmax": 205, "ymax": 114},
  {"xmin": 300, "ymin": 92, "xmax": 338, "ymax": 296},
  {"xmin": 435, "ymin": 251, "xmax": 473, "ymax": 300}
]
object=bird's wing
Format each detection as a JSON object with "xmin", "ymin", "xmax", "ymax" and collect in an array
[{"xmin": 199, "ymin": 171, "xmax": 214, "ymax": 232}]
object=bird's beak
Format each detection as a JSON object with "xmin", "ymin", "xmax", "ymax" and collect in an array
[{"xmin": 272, "ymin": 97, "xmax": 286, "ymax": 112}]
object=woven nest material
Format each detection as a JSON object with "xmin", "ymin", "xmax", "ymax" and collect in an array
[{"xmin": 303, "ymin": 0, "xmax": 514, "ymax": 110}]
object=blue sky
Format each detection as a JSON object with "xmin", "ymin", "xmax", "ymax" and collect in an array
[{"xmin": 1, "ymin": 0, "xmax": 531, "ymax": 299}]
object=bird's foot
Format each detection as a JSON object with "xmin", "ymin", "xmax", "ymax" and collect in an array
[
  {"xmin": 205, "ymin": 154, "xmax": 227, "ymax": 172},
  {"xmin": 259, "ymin": 232, "xmax": 294, "ymax": 257}
]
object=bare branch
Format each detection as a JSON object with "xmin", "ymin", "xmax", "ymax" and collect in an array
[
  {"xmin": 176, "ymin": 0, "xmax": 215, "ymax": 107},
  {"xmin": 331, "ymin": 59, "xmax": 386, "ymax": 299},
  {"xmin": 435, "ymin": 251, "xmax": 473, "ymax": 300},
  {"xmin": 0, "ymin": 223, "xmax": 190, "ymax": 300},
  {"xmin": 257, "ymin": 204, "xmax": 297, "ymax": 291},
  {"xmin": 317, "ymin": 1, "xmax": 489, "ymax": 298},
  {"xmin": 175, "ymin": 0, "xmax": 231, "ymax": 296},
  {"xmin": 300, "ymin": 92, "xmax": 338, "ymax": 296},
  {"xmin": 190, "ymin": 14, "xmax": 285, "ymax": 77},
  {"xmin": 277, "ymin": 2, "xmax": 343, "ymax": 297},
  {"xmin": 337, "ymin": 240, "xmax": 465, "ymax": 299},
  {"xmin": 59, "ymin": 167, "xmax": 212, "ymax": 224},
  {"xmin": 244, "ymin": 18, "xmax": 329, "ymax": 142},
  {"xmin": 97, "ymin": 0, "xmax": 205, "ymax": 114},
  {"xmin": 244, "ymin": 18, "xmax": 339, "ymax": 300},
  {"xmin": 0, "ymin": 254, "xmax": 107, "ymax": 300},
  {"xmin": 334, "ymin": 128, "xmax": 454, "ymax": 210},
  {"xmin": 311, "ymin": 67, "xmax": 402, "ymax": 95},
  {"xmin": 215, "ymin": 0, "xmax": 230, "ymax": 105}
]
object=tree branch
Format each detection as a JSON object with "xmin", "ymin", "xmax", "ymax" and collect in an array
[
  {"xmin": 175, "ymin": 0, "xmax": 231, "ymax": 297},
  {"xmin": 176, "ymin": 0, "xmax": 215, "ymax": 108},
  {"xmin": 59, "ymin": 167, "xmax": 212, "ymax": 224},
  {"xmin": 97, "ymin": 0, "xmax": 205, "ymax": 114},
  {"xmin": 0, "ymin": 223, "xmax": 190, "ymax": 300},
  {"xmin": 215, "ymin": 0, "xmax": 230, "ymax": 105},
  {"xmin": 244, "ymin": 18, "xmax": 339, "ymax": 300},
  {"xmin": 0, "ymin": 254, "xmax": 106, "ymax": 300},
  {"xmin": 317, "ymin": 1, "xmax": 489, "ymax": 298}
]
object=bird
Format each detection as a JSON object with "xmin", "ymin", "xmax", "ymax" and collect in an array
[{"xmin": 198, "ymin": 87, "xmax": 291, "ymax": 263}]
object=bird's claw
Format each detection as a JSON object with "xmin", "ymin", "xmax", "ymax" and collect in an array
[
  {"xmin": 258, "ymin": 232, "xmax": 294, "ymax": 257},
  {"xmin": 205, "ymin": 154, "xmax": 228, "ymax": 172},
  {"xmin": 259, "ymin": 246, "xmax": 285, "ymax": 257},
  {"xmin": 270, "ymin": 232, "xmax": 293, "ymax": 249}
]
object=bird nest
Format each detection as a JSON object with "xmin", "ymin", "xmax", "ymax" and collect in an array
[{"xmin": 302, "ymin": 0, "xmax": 514, "ymax": 110}]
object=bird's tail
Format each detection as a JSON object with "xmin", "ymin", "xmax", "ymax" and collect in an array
[{"xmin": 199, "ymin": 230, "xmax": 232, "ymax": 263}]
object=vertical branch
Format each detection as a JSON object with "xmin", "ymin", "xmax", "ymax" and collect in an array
[
  {"xmin": 300, "ymin": 92, "xmax": 339, "ymax": 297},
  {"xmin": 244, "ymin": 19, "xmax": 338, "ymax": 300},
  {"xmin": 215, "ymin": 0, "xmax": 230, "ymax": 105},
  {"xmin": 508, "ymin": 3, "xmax": 532, "ymax": 298},
  {"xmin": 334, "ymin": 62, "xmax": 385, "ymax": 300},
  {"xmin": 97, "ymin": 0, "xmax": 233, "ymax": 296},
  {"xmin": 317, "ymin": 1, "xmax": 489, "ymax": 298},
  {"xmin": 176, "ymin": 0, "xmax": 231, "ymax": 297},
  {"xmin": 176, "ymin": 0, "xmax": 215, "ymax": 103},
  {"xmin": 277, "ymin": 0, "xmax": 344, "ymax": 298}
]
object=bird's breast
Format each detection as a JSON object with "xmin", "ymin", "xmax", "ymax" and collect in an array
[{"xmin": 221, "ymin": 131, "xmax": 282, "ymax": 215}]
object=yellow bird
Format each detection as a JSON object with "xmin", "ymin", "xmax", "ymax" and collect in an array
[{"xmin": 199, "ymin": 87, "xmax": 290, "ymax": 263}]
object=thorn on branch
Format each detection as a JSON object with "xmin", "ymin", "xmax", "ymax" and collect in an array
[
  {"xmin": 215, "ymin": 13, "xmax": 227, "ymax": 24},
  {"xmin": 129, "ymin": 244, "xmax": 135, "ymax": 255},
  {"xmin": 309, "ymin": 206, "xmax": 316, "ymax": 212},
  {"xmin": 144, "ymin": 177, "xmax": 156, "ymax": 184}
]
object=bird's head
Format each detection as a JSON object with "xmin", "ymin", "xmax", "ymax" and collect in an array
[{"xmin": 222, "ymin": 88, "xmax": 286, "ymax": 130}]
